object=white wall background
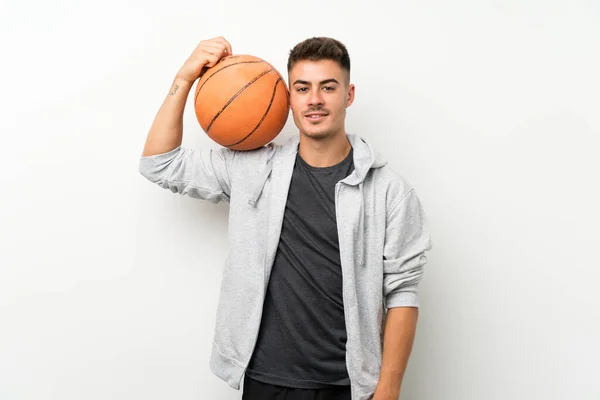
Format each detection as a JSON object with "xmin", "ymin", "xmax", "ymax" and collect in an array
[{"xmin": 1, "ymin": 1, "xmax": 599, "ymax": 399}]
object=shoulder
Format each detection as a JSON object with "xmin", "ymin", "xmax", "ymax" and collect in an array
[
  {"xmin": 222, "ymin": 141, "xmax": 278, "ymax": 167},
  {"xmin": 217, "ymin": 142, "xmax": 284, "ymax": 188},
  {"xmin": 370, "ymin": 165, "xmax": 417, "ymax": 209}
]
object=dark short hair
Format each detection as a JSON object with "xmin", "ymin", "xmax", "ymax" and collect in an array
[{"xmin": 287, "ymin": 37, "xmax": 351, "ymax": 79}]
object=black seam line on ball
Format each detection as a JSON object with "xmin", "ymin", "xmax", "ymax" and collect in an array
[
  {"xmin": 224, "ymin": 75, "xmax": 283, "ymax": 148},
  {"xmin": 206, "ymin": 68, "xmax": 275, "ymax": 134},
  {"xmin": 194, "ymin": 61, "xmax": 265, "ymax": 104}
]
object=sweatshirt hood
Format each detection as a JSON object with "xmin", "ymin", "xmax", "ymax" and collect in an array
[{"xmin": 249, "ymin": 133, "xmax": 386, "ymax": 206}]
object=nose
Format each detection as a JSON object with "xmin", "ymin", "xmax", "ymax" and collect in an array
[{"xmin": 307, "ymin": 89, "xmax": 324, "ymax": 108}]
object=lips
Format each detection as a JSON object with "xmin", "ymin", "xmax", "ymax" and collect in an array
[{"xmin": 305, "ymin": 112, "xmax": 329, "ymax": 120}]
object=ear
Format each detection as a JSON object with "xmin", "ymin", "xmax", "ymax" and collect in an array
[{"xmin": 346, "ymin": 84, "xmax": 355, "ymax": 108}]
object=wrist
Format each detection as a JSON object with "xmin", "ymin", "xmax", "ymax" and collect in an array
[{"xmin": 173, "ymin": 75, "xmax": 195, "ymax": 88}]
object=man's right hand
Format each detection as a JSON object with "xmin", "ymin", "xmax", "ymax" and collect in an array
[{"xmin": 176, "ymin": 36, "xmax": 233, "ymax": 85}]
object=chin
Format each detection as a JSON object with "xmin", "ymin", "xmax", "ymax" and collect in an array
[
  {"xmin": 301, "ymin": 122, "xmax": 336, "ymax": 138},
  {"xmin": 301, "ymin": 128, "xmax": 334, "ymax": 140}
]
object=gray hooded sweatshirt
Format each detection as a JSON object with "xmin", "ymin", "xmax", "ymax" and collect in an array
[{"xmin": 139, "ymin": 133, "xmax": 432, "ymax": 400}]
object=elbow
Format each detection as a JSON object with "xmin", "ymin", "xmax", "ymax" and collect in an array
[{"xmin": 138, "ymin": 157, "xmax": 158, "ymax": 183}]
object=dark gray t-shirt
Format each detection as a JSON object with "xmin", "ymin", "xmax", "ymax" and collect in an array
[{"xmin": 245, "ymin": 147, "xmax": 355, "ymax": 389}]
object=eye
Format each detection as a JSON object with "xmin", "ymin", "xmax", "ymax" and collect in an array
[
  {"xmin": 323, "ymin": 86, "xmax": 335, "ymax": 91},
  {"xmin": 296, "ymin": 87, "xmax": 308, "ymax": 92}
]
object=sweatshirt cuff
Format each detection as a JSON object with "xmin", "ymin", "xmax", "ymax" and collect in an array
[{"xmin": 385, "ymin": 286, "xmax": 419, "ymax": 309}]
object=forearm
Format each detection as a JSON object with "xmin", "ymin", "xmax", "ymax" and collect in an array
[
  {"xmin": 375, "ymin": 307, "xmax": 418, "ymax": 397},
  {"xmin": 142, "ymin": 76, "xmax": 194, "ymax": 157}
]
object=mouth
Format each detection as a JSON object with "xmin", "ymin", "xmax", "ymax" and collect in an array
[{"xmin": 304, "ymin": 112, "xmax": 329, "ymax": 121}]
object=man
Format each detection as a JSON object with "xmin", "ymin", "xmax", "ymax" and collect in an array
[{"xmin": 139, "ymin": 36, "xmax": 432, "ymax": 400}]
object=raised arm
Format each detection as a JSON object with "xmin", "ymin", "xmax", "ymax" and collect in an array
[
  {"xmin": 142, "ymin": 36, "xmax": 233, "ymax": 156},
  {"xmin": 139, "ymin": 37, "xmax": 235, "ymax": 204}
]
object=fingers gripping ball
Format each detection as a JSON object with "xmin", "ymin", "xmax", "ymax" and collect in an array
[{"xmin": 194, "ymin": 55, "xmax": 290, "ymax": 151}]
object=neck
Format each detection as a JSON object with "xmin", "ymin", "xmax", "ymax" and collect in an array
[{"xmin": 298, "ymin": 130, "xmax": 352, "ymax": 167}]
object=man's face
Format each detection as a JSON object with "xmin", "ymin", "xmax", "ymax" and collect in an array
[{"xmin": 288, "ymin": 60, "xmax": 355, "ymax": 140}]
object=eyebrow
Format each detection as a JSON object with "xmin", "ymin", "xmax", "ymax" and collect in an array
[{"xmin": 293, "ymin": 78, "xmax": 340, "ymax": 86}]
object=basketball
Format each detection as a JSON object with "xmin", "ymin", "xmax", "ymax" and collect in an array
[{"xmin": 194, "ymin": 54, "xmax": 290, "ymax": 151}]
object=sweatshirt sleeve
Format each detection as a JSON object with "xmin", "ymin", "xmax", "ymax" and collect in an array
[
  {"xmin": 382, "ymin": 188, "xmax": 433, "ymax": 309},
  {"xmin": 138, "ymin": 146, "xmax": 232, "ymax": 204}
]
